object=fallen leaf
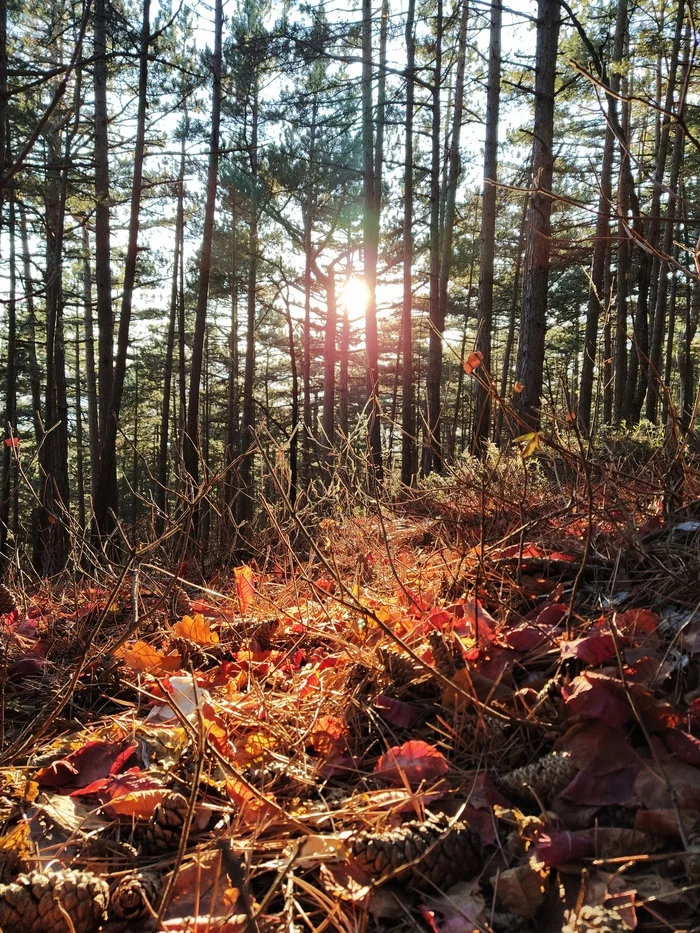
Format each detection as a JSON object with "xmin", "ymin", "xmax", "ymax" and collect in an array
[
  {"xmin": 495, "ymin": 861, "xmax": 549, "ymax": 917},
  {"xmin": 116, "ymin": 640, "xmax": 181, "ymax": 674},
  {"xmin": 561, "ymin": 672, "xmax": 633, "ymax": 728},
  {"xmin": 421, "ymin": 880, "xmax": 486, "ymax": 933},
  {"xmin": 309, "ymin": 716, "xmax": 348, "ymax": 758},
  {"xmin": 561, "ymin": 634, "xmax": 620, "ymax": 666},
  {"xmin": 234, "ymin": 566, "xmax": 255, "ymax": 614},
  {"xmin": 374, "ymin": 740, "xmax": 449, "ymax": 788},
  {"xmin": 173, "ymin": 613, "xmax": 219, "ymax": 646},
  {"xmin": 556, "ymin": 721, "xmax": 636, "ymax": 775},
  {"xmin": 374, "ymin": 695, "xmax": 422, "ymax": 728},
  {"xmin": 534, "ymin": 830, "xmax": 594, "ymax": 866},
  {"xmin": 35, "ymin": 740, "xmax": 137, "ymax": 790}
]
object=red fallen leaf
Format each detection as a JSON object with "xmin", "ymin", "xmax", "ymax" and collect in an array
[
  {"xmin": 298, "ymin": 673, "xmax": 320, "ymax": 698},
  {"xmin": 4, "ymin": 436, "xmax": 19, "ymax": 448},
  {"xmin": 465, "ymin": 771, "xmax": 510, "ymax": 810},
  {"xmin": 556, "ymin": 722, "xmax": 637, "ymax": 775},
  {"xmin": 319, "ymin": 755, "xmax": 359, "ymax": 779},
  {"xmin": 637, "ymin": 697, "xmax": 682, "ymax": 732},
  {"xmin": 506, "ymin": 624, "xmax": 552, "ymax": 653},
  {"xmin": 534, "ymin": 830, "xmax": 594, "ymax": 866},
  {"xmin": 374, "ymin": 695, "xmax": 422, "ymax": 729},
  {"xmin": 561, "ymin": 634, "xmax": 621, "ymax": 666},
  {"xmin": 656, "ymin": 729, "xmax": 700, "ymax": 766},
  {"xmin": 313, "ymin": 577, "xmax": 336, "ymax": 595},
  {"xmin": 453, "ymin": 597, "xmax": 495, "ymax": 641},
  {"xmin": 550, "ymin": 552, "xmax": 578, "ymax": 563},
  {"xmin": 560, "ymin": 767, "xmax": 638, "ymax": 806},
  {"xmin": 462, "ymin": 805, "xmax": 497, "ymax": 845},
  {"xmin": 310, "ymin": 715, "xmax": 348, "ymax": 758},
  {"xmin": 535, "ymin": 602, "xmax": 569, "ymax": 626},
  {"xmin": 561, "ymin": 673, "xmax": 633, "ymax": 728},
  {"xmin": 226, "ymin": 780, "xmax": 278, "ymax": 825},
  {"xmin": 35, "ymin": 740, "xmax": 137, "ymax": 790},
  {"xmin": 427, "ymin": 608, "xmax": 452, "ymax": 630},
  {"xmin": 497, "ymin": 543, "xmax": 543, "ymax": 560},
  {"xmin": 374, "ymin": 740, "xmax": 449, "ymax": 788},
  {"xmin": 8, "ymin": 657, "xmax": 49, "ymax": 678},
  {"xmin": 73, "ymin": 769, "xmax": 168, "ymax": 818},
  {"xmin": 234, "ymin": 566, "xmax": 255, "ymax": 614},
  {"xmin": 616, "ymin": 608, "xmax": 659, "ymax": 637}
]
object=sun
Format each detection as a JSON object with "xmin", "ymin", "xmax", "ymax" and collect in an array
[{"xmin": 341, "ymin": 277, "xmax": 369, "ymax": 314}]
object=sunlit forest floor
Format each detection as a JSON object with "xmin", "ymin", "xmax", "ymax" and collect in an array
[{"xmin": 1, "ymin": 437, "xmax": 700, "ymax": 932}]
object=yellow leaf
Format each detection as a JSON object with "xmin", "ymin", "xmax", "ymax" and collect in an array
[
  {"xmin": 173, "ymin": 613, "xmax": 219, "ymax": 645},
  {"xmin": 115, "ymin": 640, "xmax": 174, "ymax": 674},
  {"xmin": 514, "ymin": 431, "xmax": 542, "ymax": 459},
  {"xmin": 109, "ymin": 789, "xmax": 169, "ymax": 818},
  {"xmin": 240, "ymin": 730, "xmax": 276, "ymax": 764}
]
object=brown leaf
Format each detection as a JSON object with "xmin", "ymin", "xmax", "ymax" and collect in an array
[{"xmin": 495, "ymin": 861, "xmax": 550, "ymax": 917}]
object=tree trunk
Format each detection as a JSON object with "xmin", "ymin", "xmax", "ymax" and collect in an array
[
  {"xmin": 74, "ymin": 324, "xmax": 86, "ymax": 530},
  {"xmin": 646, "ymin": 20, "xmax": 689, "ymax": 422},
  {"xmin": 227, "ymin": 193, "xmax": 239, "ymax": 503},
  {"xmin": 401, "ymin": 0, "xmax": 416, "ymax": 487},
  {"xmin": 94, "ymin": 0, "xmax": 113, "ymax": 447},
  {"xmin": 473, "ymin": 0, "xmax": 501, "ymax": 451},
  {"xmin": 425, "ymin": 0, "xmax": 443, "ymax": 469},
  {"xmin": 81, "ymin": 226, "xmax": 99, "ymax": 503},
  {"xmin": 237, "ymin": 79, "xmax": 259, "ymax": 526},
  {"xmin": 184, "ymin": 0, "xmax": 222, "ymax": 513},
  {"xmin": 0, "ymin": 187, "xmax": 16, "ymax": 560},
  {"xmin": 513, "ymin": 0, "xmax": 560, "ymax": 430},
  {"xmin": 94, "ymin": 0, "xmax": 150, "ymax": 539},
  {"xmin": 322, "ymin": 268, "xmax": 337, "ymax": 447},
  {"xmin": 496, "ymin": 190, "xmax": 528, "ymax": 445},
  {"xmin": 283, "ymin": 295, "xmax": 299, "ymax": 505},
  {"xmin": 362, "ymin": 0, "xmax": 384, "ymax": 481},
  {"xmin": 158, "ymin": 129, "xmax": 186, "ymax": 528}
]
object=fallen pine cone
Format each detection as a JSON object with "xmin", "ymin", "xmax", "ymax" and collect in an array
[
  {"xmin": 0, "ymin": 582, "xmax": 18, "ymax": 616},
  {"xmin": 109, "ymin": 870, "xmax": 160, "ymax": 921},
  {"xmin": 168, "ymin": 635, "xmax": 209, "ymax": 671},
  {"xmin": 0, "ymin": 868, "xmax": 109, "ymax": 933},
  {"xmin": 351, "ymin": 812, "xmax": 482, "ymax": 889},
  {"xmin": 141, "ymin": 791, "xmax": 191, "ymax": 854},
  {"xmin": 496, "ymin": 750, "xmax": 577, "ymax": 806}
]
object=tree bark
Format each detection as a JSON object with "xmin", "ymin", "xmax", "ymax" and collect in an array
[
  {"xmin": 513, "ymin": 0, "xmax": 560, "ymax": 430},
  {"xmin": 322, "ymin": 268, "xmax": 337, "ymax": 447},
  {"xmin": 184, "ymin": 0, "xmax": 222, "ymax": 512},
  {"xmin": 473, "ymin": 0, "xmax": 501, "ymax": 451},
  {"xmin": 81, "ymin": 226, "xmax": 99, "ymax": 503},
  {"xmin": 425, "ymin": 0, "xmax": 443, "ymax": 469},
  {"xmin": 401, "ymin": 0, "xmax": 416, "ymax": 487},
  {"xmin": 94, "ymin": 0, "xmax": 151, "ymax": 539}
]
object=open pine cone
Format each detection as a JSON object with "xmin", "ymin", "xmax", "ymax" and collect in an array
[
  {"xmin": 0, "ymin": 583, "xmax": 18, "ymax": 616},
  {"xmin": 497, "ymin": 750, "xmax": 577, "ymax": 805},
  {"xmin": 351, "ymin": 812, "xmax": 482, "ymax": 889},
  {"xmin": 141, "ymin": 791, "xmax": 190, "ymax": 854},
  {"xmin": 0, "ymin": 868, "xmax": 109, "ymax": 933}
]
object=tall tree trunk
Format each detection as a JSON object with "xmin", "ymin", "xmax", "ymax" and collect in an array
[
  {"xmin": 642, "ymin": 0, "xmax": 685, "ymax": 422},
  {"xmin": 94, "ymin": 0, "xmax": 113, "ymax": 447},
  {"xmin": 322, "ymin": 268, "xmax": 337, "ymax": 446},
  {"xmin": 81, "ymin": 226, "xmax": 99, "ymax": 502},
  {"xmin": 362, "ymin": 0, "xmax": 384, "ymax": 481},
  {"xmin": 646, "ymin": 19, "xmax": 689, "ymax": 423},
  {"xmin": 496, "ymin": 191, "xmax": 528, "ymax": 445},
  {"xmin": 283, "ymin": 296, "xmax": 299, "ymax": 506},
  {"xmin": 473, "ymin": 0, "xmax": 501, "ymax": 451},
  {"xmin": 578, "ymin": 32, "xmax": 619, "ymax": 432},
  {"xmin": 19, "ymin": 201, "xmax": 43, "ymax": 446},
  {"xmin": 184, "ymin": 0, "xmax": 222, "ymax": 515},
  {"xmin": 237, "ymin": 79, "xmax": 259, "ymax": 526},
  {"xmin": 401, "ymin": 0, "xmax": 416, "ymax": 487},
  {"xmin": 302, "ymin": 102, "xmax": 317, "ymax": 483},
  {"xmin": 74, "ymin": 324, "xmax": 86, "ymax": 530},
  {"xmin": 425, "ymin": 0, "xmax": 443, "ymax": 469},
  {"xmin": 227, "ymin": 194, "xmax": 239, "ymax": 503},
  {"xmin": 513, "ymin": 0, "xmax": 560, "ymax": 430},
  {"xmin": 158, "ymin": 130, "xmax": 186, "ymax": 528},
  {"xmin": 0, "ymin": 187, "xmax": 16, "ymax": 560},
  {"xmin": 94, "ymin": 0, "xmax": 151, "ymax": 539}
]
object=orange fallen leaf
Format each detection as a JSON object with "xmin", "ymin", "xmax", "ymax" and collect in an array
[
  {"xmin": 115, "ymin": 640, "xmax": 181, "ymax": 674},
  {"xmin": 108, "ymin": 788, "xmax": 170, "ymax": 818},
  {"xmin": 234, "ymin": 566, "xmax": 255, "ymax": 614},
  {"xmin": 226, "ymin": 779, "xmax": 278, "ymax": 825},
  {"xmin": 374, "ymin": 740, "xmax": 449, "ymax": 787},
  {"xmin": 173, "ymin": 613, "xmax": 219, "ymax": 646},
  {"xmin": 310, "ymin": 715, "xmax": 348, "ymax": 757}
]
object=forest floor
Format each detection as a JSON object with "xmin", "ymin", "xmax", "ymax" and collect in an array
[{"xmin": 1, "ymin": 446, "xmax": 700, "ymax": 932}]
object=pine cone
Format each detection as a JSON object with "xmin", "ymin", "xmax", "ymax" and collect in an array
[
  {"xmin": 684, "ymin": 830, "xmax": 700, "ymax": 883},
  {"xmin": 0, "ymin": 868, "xmax": 109, "ymax": 933},
  {"xmin": 141, "ymin": 791, "xmax": 190, "ymax": 854},
  {"xmin": 109, "ymin": 870, "xmax": 160, "ymax": 921},
  {"xmin": 351, "ymin": 813, "xmax": 482, "ymax": 889},
  {"xmin": 168, "ymin": 636, "xmax": 209, "ymax": 671},
  {"xmin": 562, "ymin": 904, "xmax": 626, "ymax": 933},
  {"xmin": 497, "ymin": 751, "xmax": 577, "ymax": 805},
  {"xmin": 0, "ymin": 583, "xmax": 18, "ymax": 616},
  {"xmin": 427, "ymin": 631, "xmax": 458, "ymax": 678},
  {"xmin": 171, "ymin": 586, "xmax": 193, "ymax": 619},
  {"xmin": 377, "ymin": 647, "xmax": 423, "ymax": 686},
  {"xmin": 250, "ymin": 619, "xmax": 280, "ymax": 651},
  {"xmin": 460, "ymin": 713, "xmax": 507, "ymax": 749}
]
